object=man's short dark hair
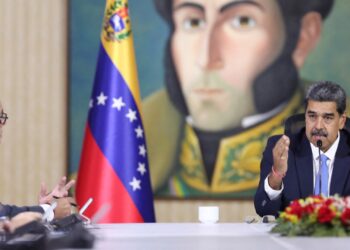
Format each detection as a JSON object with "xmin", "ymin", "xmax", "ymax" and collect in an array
[{"xmin": 305, "ymin": 81, "xmax": 347, "ymax": 115}]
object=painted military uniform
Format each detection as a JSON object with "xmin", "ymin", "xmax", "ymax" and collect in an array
[{"xmin": 143, "ymin": 88, "xmax": 304, "ymax": 198}]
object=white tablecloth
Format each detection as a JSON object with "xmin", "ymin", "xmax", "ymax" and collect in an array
[{"xmin": 86, "ymin": 223, "xmax": 350, "ymax": 250}]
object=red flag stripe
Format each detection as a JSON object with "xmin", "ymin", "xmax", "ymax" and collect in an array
[{"xmin": 76, "ymin": 125, "xmax": 143, "ymax": 223}]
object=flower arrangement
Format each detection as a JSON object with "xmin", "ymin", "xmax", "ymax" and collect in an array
[{"xmin": 271, "ymin": 195, "xmax": 350, "ymax": 236}]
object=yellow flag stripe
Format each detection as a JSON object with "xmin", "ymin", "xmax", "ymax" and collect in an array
[
  {"xmin": 101, "ymin": 0, "xmax": 141, "ymax": 109},
  {"xmin": 102, "ymin": 36, "xmax": 141, "ymax": 109}
]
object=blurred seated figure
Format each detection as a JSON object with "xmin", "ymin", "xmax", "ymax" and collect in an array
[{"xmin": 0, "ymin": 101, "xmax": 75, "ymax": 221}]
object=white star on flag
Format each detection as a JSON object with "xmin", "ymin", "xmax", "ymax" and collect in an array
[
  {"xmin": 139, "ymin": 144, "xmax": 146, "ymax": 157},
  {"xmin": 135, "ymin": 126, "xmax": 144, "ymax": 138},
  {"xmin": 129, "ymin": 177, "xmax": 141, "ymax": 191},
  {"xmin": 89, "ymin": 99, "xmax": 94, "ymax": 108},
  {"xmin": 112, "ymin": 97, "xmax": 126, "ymax": 111},
  {"xmin": 137, "ymin": 162, "xmax": 147, "ymax": 175},
  {"xmin": 126, "ymin": 109, "xmax": 137, "ymax": 122},
  {"xmin": 97, "ymin": 92, "xmax": 108, "ymax": 105}
]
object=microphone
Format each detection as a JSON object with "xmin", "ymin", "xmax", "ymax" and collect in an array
[
  {"xmin": 79, "ymin": 198, "xmax": 93, "ymax": 224},
  {"xmin": 316, "ymin": 140, "xmax": 322, "ymax": 195},
  {"xmin": 79, "ymin": 198, "xmax": 93, "ymax": 216}
]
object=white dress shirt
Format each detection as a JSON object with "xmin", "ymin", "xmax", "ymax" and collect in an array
[
  {"xmin": 264, "ymin": 132, "xmax": 340, "ymax": 200},
  {"xmin": 40, "ymin": 204, "xmax": 55, "ymax": 221}
]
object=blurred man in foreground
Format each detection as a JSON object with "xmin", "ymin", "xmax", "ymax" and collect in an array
[{"xmin": 0, "ymin": 101, "xmax": 75, "ymax": 231}]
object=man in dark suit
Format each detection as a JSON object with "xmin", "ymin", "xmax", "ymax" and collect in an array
[{"xmin": 254, "ymin": 81, "xmax": 350, "ymax": 217}]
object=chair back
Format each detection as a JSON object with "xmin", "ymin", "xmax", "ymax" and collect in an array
[{"xmin": 284, "ymin": 113, "xmax": 305, "ymax": 137}]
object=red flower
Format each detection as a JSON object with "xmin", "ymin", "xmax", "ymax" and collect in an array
[
  {"xmin": 274, "ymin": 195, "xmax": 350, "ymax": 236},
  {"xmin": 324, "ymin": 198, "xmax": 334, "ymax": 206},
  {"xmin": 303, "ymin": 204, "xmax": 314, "ymax": 214},
  {"xmin": 288, "ymin": 200, "xmax": 304, "ymax": 218},
  {"xmin": 341, "ymin": 208, "xmax": 350, "ymax": 225},
  {"xmin": 317, "ymin": 205, "xmax": 335, "ymax": 223}
]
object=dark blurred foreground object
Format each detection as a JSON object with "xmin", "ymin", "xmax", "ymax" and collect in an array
[
  {"xmin": 48, "ymin": 214, "xmax": 95, "ymax": 249},
  {"xmin": 0, "ymin": 214, "xmax": 95, "ymax": 249}
]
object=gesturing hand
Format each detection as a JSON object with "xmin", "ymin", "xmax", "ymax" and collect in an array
[
  {"xmin": 272, "ymin": 135, "xmax": 290, "ymax": 175},
  {"xmin": 39, "ymin": 176, "xmax": 75, "ymax": 205}
]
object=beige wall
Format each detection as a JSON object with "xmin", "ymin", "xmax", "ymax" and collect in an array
[
  {"xmin": 155, "ymin": 199, "xmax": 255, "ymax": 222},
  {"xmin": 0, "ymin": 0, "xmax": 255, "ymax": 222},
  {"xmin": 0, "ymin": 0, "xmax": 68, "ymax": 205}
]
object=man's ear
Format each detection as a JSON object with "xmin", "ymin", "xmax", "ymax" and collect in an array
[
  {"xmin": 292, "ymin": 12, "xmax": 323, "ymax": 69},
  {"xmin": 339, "ymin": 113, "xmax": 347, "ymax": 130}
]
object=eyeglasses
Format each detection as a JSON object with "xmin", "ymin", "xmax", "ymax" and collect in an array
[{"xmin": 0, "ymin": 111, "xmax": 8, "ymax": 125}]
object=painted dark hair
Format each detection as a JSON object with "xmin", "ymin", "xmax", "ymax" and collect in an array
[{"xmin": 154, "ymin": 0, "xmax": 334, "ymax": 21}]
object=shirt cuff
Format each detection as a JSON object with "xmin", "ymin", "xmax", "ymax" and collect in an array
[
  {"xmin": 264, "ymin": 174, "xmax": 284, "ymax": 200},
  {"xmin": 40, "ymin": 204, "xmax": 54, "ymax": 221}
]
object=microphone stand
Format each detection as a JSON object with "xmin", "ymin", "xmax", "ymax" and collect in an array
[{"xmin": 316, "ymin": 140, "xmax": 322, "ymax": 195}]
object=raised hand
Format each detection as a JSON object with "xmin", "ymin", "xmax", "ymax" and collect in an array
[
  {"xmin": 39, "ymin": 176, "xmax": 75, "ymax": 205},
  {"xmin": 268, "ymin": 135, "xmax": 290, "ymax": 190},
  {"xmin": 272, "ymin": 135, "xmax": 290, "ymax": 175}
]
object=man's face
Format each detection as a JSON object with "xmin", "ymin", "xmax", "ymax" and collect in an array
[
  {"xmin": 171, "ymin": 0, "xmax": 286, "ymax": 131},
  {"xmin": 305, "ymin": 100, "xmax": 346, "ymax": 152}
]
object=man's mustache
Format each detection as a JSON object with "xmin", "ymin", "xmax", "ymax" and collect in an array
[{"xmin": 311, "ymin": 129, "xmax": 328, "ymax": 137}]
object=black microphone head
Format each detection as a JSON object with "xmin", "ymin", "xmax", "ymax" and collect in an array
[{"xmin": 316, "ymin": 140, "xmax": 322, "ymax": 148}]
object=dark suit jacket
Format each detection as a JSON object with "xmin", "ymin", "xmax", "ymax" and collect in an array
[
  {"xmin": 254, "ymin": 128, "xmax": 350, "ymax": 217},
  {"xmin": 0, "ymin": 203, "xmax": 44, "ymax": 218}
]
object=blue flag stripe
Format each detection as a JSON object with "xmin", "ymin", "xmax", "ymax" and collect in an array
[{"xmin": 88, "ymin": 44, "xmax": 154, "ymax": 221}]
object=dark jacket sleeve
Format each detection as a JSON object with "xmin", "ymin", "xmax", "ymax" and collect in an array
[
  {"xmin": 0, "ymin": 203, "xmax": 44, "ymax": 218},
  {"xmin": 254, "ymin": 135, "xmax": 284, "ymax": 217}
]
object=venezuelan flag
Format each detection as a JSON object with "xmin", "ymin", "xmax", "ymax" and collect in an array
[{"xmin": 76, "ymin": 0, "xmax": 155, "ymax": 223}]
